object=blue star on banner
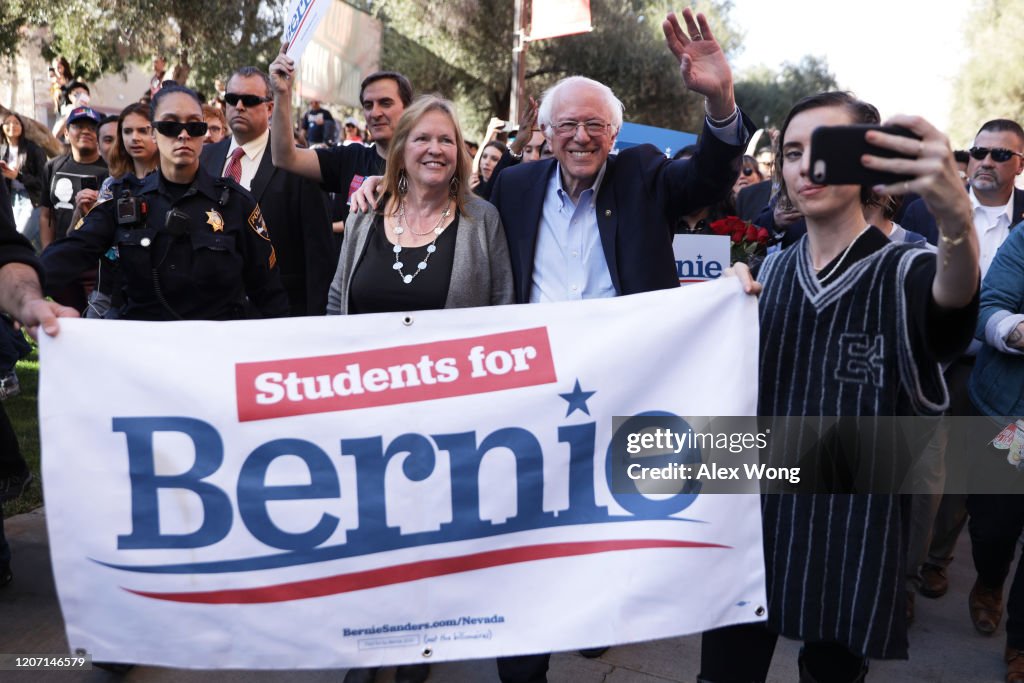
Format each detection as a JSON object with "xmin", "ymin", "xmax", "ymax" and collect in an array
[{"xmin": 559, "ymin": 379, "xmax": 596, "ymax": 417}]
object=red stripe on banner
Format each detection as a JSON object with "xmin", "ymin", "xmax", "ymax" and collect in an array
[
  {"xmin": 125, "ymin": 539, "xmax": 728, "ymax": 604},
  {"xmin": 289, "ymin": 0, "xmax": 317, "ymax": 46}
]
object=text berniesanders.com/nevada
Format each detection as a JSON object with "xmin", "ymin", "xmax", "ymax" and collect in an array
[{"xmin": 343, "ymin": 615, "xmax": 506, "ymax": 637}]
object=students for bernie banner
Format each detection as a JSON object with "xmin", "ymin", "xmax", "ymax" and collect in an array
[{"xmin": 39, "ymin": 280, "xmax": 765, "ymax": 669}]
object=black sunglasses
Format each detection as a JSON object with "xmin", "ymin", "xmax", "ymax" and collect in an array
[
  {"xmin": 224, "ymin": 93, "xmax": 272, "ymax": 107},
  {"xmin": 969, "ymin": 146, "xmax": 1024, "ymax": 163},
  {"xmin": 154, "ymin": 120, "xmax": 209, "ymax": 138}
]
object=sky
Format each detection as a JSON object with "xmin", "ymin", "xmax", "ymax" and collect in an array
[{"xmin": 729, "ymin": 0, "xmax": 967, "ymax": 135}]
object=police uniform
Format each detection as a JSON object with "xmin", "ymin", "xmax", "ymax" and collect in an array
[{"xmin": 42, "ymin": 167, "xmax": 289, "ymax": 321}]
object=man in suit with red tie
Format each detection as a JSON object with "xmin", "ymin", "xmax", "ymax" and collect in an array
[{"xmin": 200, "ymin": 66, "xmax": 333, "ymax": 316}]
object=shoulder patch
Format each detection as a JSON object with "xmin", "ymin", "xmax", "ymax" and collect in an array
[
  {"xmin": 73, "ymin": 217, "xmax": 85, "ymax": 231},
  {"xmin": 248, "ymin": 205, "xmax": 271, "ymax": 241}
]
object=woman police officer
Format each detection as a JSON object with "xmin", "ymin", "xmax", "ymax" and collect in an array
[{"xmin": 42, "ymin": 84, "xmax": 288, "ymax": 320}]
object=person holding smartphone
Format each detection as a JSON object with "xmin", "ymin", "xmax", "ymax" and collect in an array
[
  {"xmin": 699, "ymin": 91, "xmax": 979, "ymax": 682},
  {"xmin": 41, "ymin": 84, "xmax": 288, "ymax": 321}
]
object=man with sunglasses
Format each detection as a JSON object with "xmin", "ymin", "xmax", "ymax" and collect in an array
[
  {"xmin": 902, "ymin": 118, "xmax": 1024, "ymax": 643},
  {"xmin": 200, "ymin": 66, "xmax": 333, "ymax": 316},
  {"xmin": 903, "ymin": 119, "xmax": 1024, "ymax": 253}
]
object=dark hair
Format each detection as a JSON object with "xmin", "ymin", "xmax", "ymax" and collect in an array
[
  {"xmin": 976, "ymin": 119, "xmax": 1024, "ymax": 145},
  {"xmin": 66, "ymin": 80, "xmax": 90, "ymax": 95},
  {"xmin": 108, "ymin": 103, "xmax": 155, "ymax": 179},
  {"xmin": 228, "ymin": 66, "xmax": 273, "ymax": 99},
  {"xmin": 953, "ymin": 149, "xmax": 970, "ymax": 165},
  {"xmin": 99, "ymin": 115, "xmax": 119, "ymax": 128},
  {"xmin": 0, "ymin": 112, "xmax": 26, "ymax": 146},
  {"xmin": 54, "ymin": 57, "xmax": 72, "ymax": 80},
  {"xmin": 360, "ymin": 71, "xmax": 414, "ymax": 107},
  {"xmin": 741, "ymin": 154, "xmax": 764, "ymax": 181},
  {"xmin": 776, "ymin": 91, "xmax": 880, "ymax": 210},
  {"xmin": 482, "ymin": 140, "xmax": 507, "ymax": 155},
  {"xmin": 150, "ymin": 83, "xmax": 203, "ymax": 121}
]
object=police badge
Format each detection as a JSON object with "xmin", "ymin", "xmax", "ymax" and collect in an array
[{"xmin": 206, "ymin": 209, "xmax": 225, "ymax": 232}]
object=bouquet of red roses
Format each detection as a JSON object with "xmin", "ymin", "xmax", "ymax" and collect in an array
[{"xmin": 710, "ymin": 215, "xmax": 774, "ymax": 266}]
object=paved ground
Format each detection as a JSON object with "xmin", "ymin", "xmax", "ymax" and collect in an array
[{"xmin": 0, "ymin": 507, "xmax": 1007, "ymax": 681}]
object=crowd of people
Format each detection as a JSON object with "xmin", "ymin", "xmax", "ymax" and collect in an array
[{"xmin": 1, "ymin": 6, "xmax": 1023, "ymax": 683}]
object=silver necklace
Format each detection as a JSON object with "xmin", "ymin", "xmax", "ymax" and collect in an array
[
  {"xmin": 815, "ymin": 225, "xmax": 871, "ymax": 283},
  {"xmin": 391, "ymin": 199, "xmax": 452, "ymax": 285}
]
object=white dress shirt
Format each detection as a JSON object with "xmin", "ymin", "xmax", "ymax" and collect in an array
[
  {"xmin": 969, "ymin": 187, "xmax": 1014, "ymax": 278},
  {"xmin": 223, "ymin": 129, "xmax": 270, "ymax": 191}
]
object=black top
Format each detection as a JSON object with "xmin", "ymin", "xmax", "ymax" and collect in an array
[
  {"xmin": 40, "ymin": 154, "xmax": 109, "ymax": 240},
  {"xmin": 0, "ymin": 179, "xmax": 41, "ymax": 281},
  {"xmin": 315, "ymin": 144, "xmax": 385, "ymax": 227},
  {"xmin": 349, "ymin": 213, "xmax": 458, "ymax": 314},
  {"xmin": 1, "ymin": 138, "xmax": 48, "ymax": 206},
  {"xmin": 817, "ymin": 226, "xmax": 978, "ymax": 362},
  {"xmin": 41, "ymin": 168, "xmax": 289, "ymax": 321}
]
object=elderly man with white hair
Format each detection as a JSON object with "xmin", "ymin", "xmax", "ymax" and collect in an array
[
  {"xmin": 488, "ymin": 10, "xmax": 752, "ymax": 681},
  {"xmin": 489, "ymin": 9, "xmax": 752, "ymax": 311}
]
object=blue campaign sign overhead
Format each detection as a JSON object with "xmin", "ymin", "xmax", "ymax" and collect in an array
[{"xmin": 615, "ymin": 122, "xmax": 698, "ymax": 158}]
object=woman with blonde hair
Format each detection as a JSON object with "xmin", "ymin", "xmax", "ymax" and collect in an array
[{"xmin": 327, "ymin": 94, "xmax": 513, "ymax": 316}]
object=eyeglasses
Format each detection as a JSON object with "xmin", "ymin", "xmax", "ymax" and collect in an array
[
  {"xmin": 550, "ymin": 120, "xmax": 612, "ymax": 138},
  {"xmin": 968, "ymin": 146, "xmax": 1024, "ymax": 163},
  {"xmin": 154, "ymin": 120, "xmax": 209, "ymax": 138},
  {"xmin": 224, "ymin": 93, "xmax": 272, "ymax": 107}
]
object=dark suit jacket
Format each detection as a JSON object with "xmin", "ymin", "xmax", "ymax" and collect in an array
[
  {"xmin": 489, "ymin": 119, "xmax": 752, "ymax": 303},
  {"xmin": 901, "ymin": 189, "xmax": 1024, "ymax": 246},
  {"xmin": 736, "ymin": 179, "xmax": 772, "ymax": 222},
  {"xmin": 201, "ymin": 135, "xmax": 334, "ymax": 315}
]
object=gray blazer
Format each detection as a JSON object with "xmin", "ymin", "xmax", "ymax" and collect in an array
[{"xmin": 327, "ymin": 194, "xmax": 515, "ymax": 314}]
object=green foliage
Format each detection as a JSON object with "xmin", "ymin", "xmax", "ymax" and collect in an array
[
  {"xmin": 3, "ymin": 1, "xmax": 287, "ymax": 98},
  {"xmin": 948, "ymin": 0, "xmax": 1024, "ymax": 146},
  {"xmin": 2, "ymin": 353, "xmax": 41, "ymax": 516},
  {"xmin": 734, "ymin": 55, "xmax": 839, "ymax": 137},
  {"xmin": 0, "ymin": 2, "xmax": 32, "ymax": 61},
  {"xmin": 372, "ymin": 0, "xmax": 741, "ymax": 137}
]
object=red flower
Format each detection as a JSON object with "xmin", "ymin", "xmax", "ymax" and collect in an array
[
  {"xmin": 709, "ymin": 218, "xmax": 732, "ymax": 236},
  {"xmin": 745, "ymin": 226, "xmax": 758, "ymax": 243},
  {"xmin": 757, "ymin": 227, "xmax": 770, "ymax": 243},
  {"xmin": 731, "ymin": 231, "xmax": 742, "ymax": 243}
]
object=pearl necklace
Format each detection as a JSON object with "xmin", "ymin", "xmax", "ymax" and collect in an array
[
  {"xmin": 815, "ymin": 225, "xmax": 871, "ymax": 283},
  {"xmin": 391, "ymin": 199, "xmax": 452, "ymax": 285}
]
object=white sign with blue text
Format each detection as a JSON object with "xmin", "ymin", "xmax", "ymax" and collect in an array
[
  {"xmin": 673, "ymin": 234, "xmax": 731, "ymax": 285},
  {"xmin": 283, "ymin": 0, "xmax": 331, "ymax": 60},
  {"xmin": 40, "ymin": 281, "xmax": 765, "ymax": 669}
]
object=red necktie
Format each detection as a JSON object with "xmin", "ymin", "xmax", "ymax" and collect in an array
[{"xmin": 225, "ymin": 147, "xmax": 245, "ymax": 184}]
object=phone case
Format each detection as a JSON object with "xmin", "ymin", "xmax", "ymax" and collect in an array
[{"xmin": 809, "ymin": 125, "xmax": 919, "ymax": 186}]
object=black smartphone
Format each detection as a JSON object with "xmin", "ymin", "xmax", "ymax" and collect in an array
[
  {"xmin": 809, "ymin": 124, "xmax": 920, "ymax": 186},
  {"xmin": 80, "ymin": 176, "xmax": 99, "ymax": 191}
]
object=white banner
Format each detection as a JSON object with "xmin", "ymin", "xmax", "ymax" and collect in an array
[
  {"xmin": 40, "ymin": 280, "xmax": 766, "ymax": 669},
  {"xmin": 282, "ymin": 0, "xmax": 331, "ymax": 61}
]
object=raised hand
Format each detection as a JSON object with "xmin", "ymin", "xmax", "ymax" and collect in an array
[
  {"xmin": 269, "ymin": 43, "xmax": 295, "ymax": 97},
  {"xmin": 662, "ymin": 9, "xmax": 735, "ymax": 119}
]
